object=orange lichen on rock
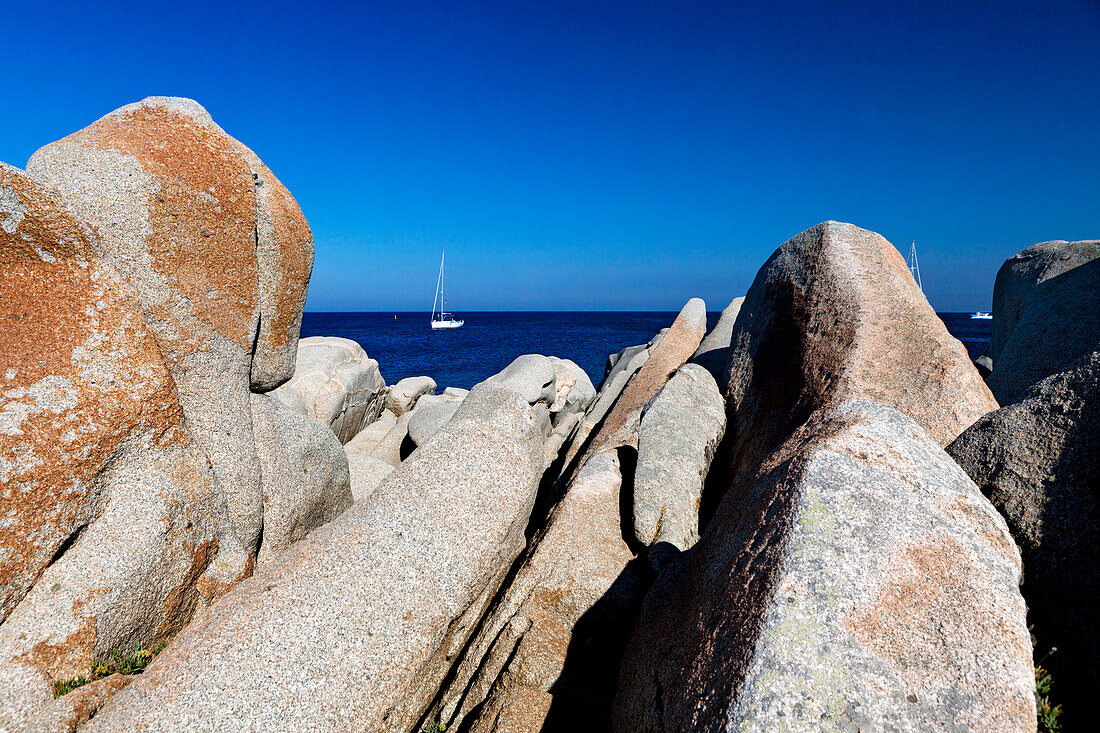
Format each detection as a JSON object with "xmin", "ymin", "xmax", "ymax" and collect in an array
[
  {"xmin": 41, "ymin": 100, "xmax": 259, "ymax": 353},
  {"xmin": 0, "ymin": 163, "xmax": 182, "ymax": 620}
]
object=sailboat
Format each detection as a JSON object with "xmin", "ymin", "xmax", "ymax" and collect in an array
[
  {"xmin": 907, "ymin": 241, "xmax": 923, "ymax": 291},
  {"xmin": 430, "ymin": 251, "xmax": 464, "ymax": 329}
]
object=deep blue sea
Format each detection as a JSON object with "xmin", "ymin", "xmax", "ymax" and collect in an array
[{"xmin": 301, "ymin": 312, "xmax": 991, "ymax": 390}]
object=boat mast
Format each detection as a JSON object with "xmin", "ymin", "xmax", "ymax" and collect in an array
[
  {"xmin": 432, "ymin": 252, "xmax": 444, "ymax": 322},
  {"xmin": 440, "ymin": 250, "xmax": 446, "ymax": 317},
  {"xmin": 908, "ymin": 241, "xmax": 923, "ymax": 292}
]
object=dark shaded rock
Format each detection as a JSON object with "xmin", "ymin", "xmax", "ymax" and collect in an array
[
  {"xmin": 726, "ymin": 221, "xmax": 997, "ymax": 490},
  {"xmin": 949, "ymin": 351, "xmax": 1100, "ymax": 724},
  {"xmin": 985, "ymin": 239, "xmax": 1100, "ymax": 404},
  {"xmin": 615, "ymin": 400, "xmax": 1034, "ymax": 732}
]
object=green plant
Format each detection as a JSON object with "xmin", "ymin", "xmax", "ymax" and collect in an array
[
  {"xmin": 52, "ymin": 676, "xmax": 87, "ymax": 697},
  {"xmin": 51, "ymin": 641, "xmax": 167, "ymax": 697},
  {"xmin": 1035, "ymin": 665, "xmax": 1063, "ymax": 733}
]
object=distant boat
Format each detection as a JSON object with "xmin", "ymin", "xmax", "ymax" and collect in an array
[
  {"xmin": 906, "ymin": 241, "xmax": 923, "ymax": 291},
  {"xmin": 971, "ymin": 311, "xmax": 993, "ymax": 320},
  {"xmin": 430, "ymin": 251, "xmax": 464, "ymax": 329}
]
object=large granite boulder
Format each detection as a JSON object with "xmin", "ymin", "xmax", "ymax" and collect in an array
[
  {"xmin": 0, "ymin": 163, "xmax": 247, "ymax": 729},
  {"xmin": 632, "ymin": 363, "xmax": 725, "ymax": 552},
  {"xmin": 231, "ymin": 141, "xmax": 314, "ymax": 391},
  {"xmin": 27, "ymin": 96, "xmax": 314, "ymax": 554},
  {"xmin": 83, "ymin": 376, "xmax": 551, "ymax": 732},
  {"xmin": 249, "ymin": 393, "xmax": 352, "ymax": 568},
  {"xmin": 984, "ymin": 239, "xmax": 1100, "ymax": 404},
  {"xmin": 614, "ymin": 399, "xmax": 1034, "ymax": 732},
  {"xmin": 270, "ymin": 336, "xmax": 387, "ymax": 444},
  {"xmin": 548, "ymin": 357, "xmax": 596, "ymax": 424},
  {"xmin": 726, "ymin": 221, "xmax": 996, "ymax": 488},
  {"xmin": 431, "ymin": 451, "xmax": 642, "ymax": 732},
  {"xmin": 690, "ymin": 296, "xmax": 743, "ymax": 389},
  {"xmin": 385, "ymin": 375, "xmax": 436, "ymax": 416},
  {"xmin": 949, "ymin": 351, "xmax": 1100, "ymax": 723}
]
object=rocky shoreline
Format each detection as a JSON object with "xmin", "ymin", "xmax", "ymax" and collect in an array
[{"xmin": 2, "ymin": 97, "xmax": 1095, "ymax": 732}]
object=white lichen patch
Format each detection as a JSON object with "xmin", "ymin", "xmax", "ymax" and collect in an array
[
  {"xmin": 35, "ymin": 247, "xmax": 57, "ymax": 263},
  {"xmin": 29, "ymin": 376, "xmax": 80, "ymax": 413},
  {"xmin": 0, "ymin": 184, "xmax": 26, "ymax": 234}
]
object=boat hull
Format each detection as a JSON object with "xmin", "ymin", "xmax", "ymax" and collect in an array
[{"xmin": 431, "ymin": 319, "xmax": 464, "ymax": 329}]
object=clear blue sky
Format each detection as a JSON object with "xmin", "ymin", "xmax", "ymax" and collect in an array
[{"xmin": 2, "ymin": 1, "xmax": 1097, "ymax": 311}]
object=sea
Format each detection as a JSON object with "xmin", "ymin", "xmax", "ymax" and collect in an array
[{"xmin": 301, "ymin": 312, "xmax": 991, "ymax": 391}]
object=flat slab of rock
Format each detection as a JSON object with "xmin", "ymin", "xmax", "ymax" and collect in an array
[
  {"xmin": 84, "ymin": 381, "xmax": 547, "ymax": 732},
  {"xmin": 433, "ymin": 451, "xmax": 642, "ymax": 732},
  {"xmin": 0, "ymin": 163, "xmax": 246, "ymax": 728},
  {"xmin": 726, "ymin": 221, "xmax": 996, "ymax": 488},
  {"xmin": 250, "ymin": 393, "xmax": 352, "ymax": 568},
  {"xmin": 614, "ymin": 399, "xmax": 1034, "ymax": 732},
  {"xmin": 270, "ymin": 336, "xmax": 387, "ymax": 444},
  {"xmin": 949, "ymin": 351, "xmax": 1100, "ymax": 723},
  {"xmin": 406, "ymin": 393, "xmax": 465, "ymax": 448},
  {"xmin": 984, "ymin": 239, "xmax": 1100, "ymax": 404},
  {"xmin": 633, "ymin": 363, "xmax": 725, "ymax": 551}
]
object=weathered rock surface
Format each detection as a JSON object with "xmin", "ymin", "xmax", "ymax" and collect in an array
[
  {"xmin": 615, "ymin": 399, "xmax": 1034, "ymax": 732},
  {"xmin": 346, "ymin": 452, "xmax": 395, "ymax": 502},
  {"xmin": 984, "ymin": 239, "xmax": 1100, "ymax": 404},
  {"xmin": 632, "ymin": 363, "xmax": 725, "ymax": 551},
  {"xmin": 270, "ymin": 336, "xmax": 387, "ymax": 444},
  {"xmin": 690, "ymin": 296, "xmax": 744, "ymax": 389},
  {"xmin": 84, "ymin": 380, "xmax": 550, "ymax": 732},
  {"xmin": 726, "ymin": 221, "xmax": 996, "ymax": 489},
  {"xmin": 231, "ymin": 141, "xmax": 314, "ymax": 392},
  {"xmin": 344, "ymin": 408, "xmax": 398, "ymax": 456},
  {"xmin": 949, "ymin": 351, "xmax": 1100, "ymax": 722},
  {"xmin": 0, "ymin": 163, "xmax": 246, "ymax": 728},
  {"xmin": 250, "ymin": 393, "xmax": 352, "ymax": 569},
  {"xmin": 406, "ymin": 392, "xmax": 466, "ymax": 448},
  {"xmin": 548, "ymin": 357, "xmax": 596, "ymax": 424},
  {"xmin": 27, "ymin": 96, "xmax": 314, "ymax": 554},
  {"xmin": 601, "ymin": 328, "xmax": 667, "ymax": 392},
  {"xmin": 385, "ymin": 376, "xmax": 436, "ymax": 416},
  {"xmin": 433, "ymin": 451, "xmax": 643, "ymax": 732},
  {"xmin": 586, "ymin": 299, "xmax": 707, "ymax": 457}
]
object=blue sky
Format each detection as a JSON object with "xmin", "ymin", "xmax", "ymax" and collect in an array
[{"xmin": 2, "ymin": 1, "xmax": 1097, "ymax": 311}]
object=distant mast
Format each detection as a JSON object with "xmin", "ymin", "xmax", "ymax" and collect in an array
[{"xmin": 907, "ymin": 241, "xmax": 923, "ymax": 292}]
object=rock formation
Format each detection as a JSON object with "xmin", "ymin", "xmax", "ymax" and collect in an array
[
  {"xmin": 983, "ymin": 239, "xmax": 1100, "ymax": 404},
  {"xmin": 632, "ymin": 363, "xmax": 725, "ymax": 553},
  {"xmin": 270, "ymin": 336, "xmax": 387, "ymax": 444},
  {"xmin": 949, "ymin": 351, "xmax": 1100, "ymax": 724},
  {"xmin": 0, "ymin": 163, "xmax": 248, "ymax": 729},
  {"xmin": 82, "ymin": 377, "xmax": 551, "ymax": 732},
  {"xmin": 385, "ymin": 376, "xmax": 436, "ymax": 416},
  {"xmin": 249, "ymin": 393, "xmax": 352, "ymax": 568},
  {"xmin": 614, "ymin": 400, "xmax": 1034, "ymax": 732},
  {"xmin": 690, "ymin": 296, "xmax": 744, "ymax": 389},
  {"xmin": 27, "ymin": 96, "xmax": 314, "ymax": 555},
  {"xmin": 430, "ymin": 301, "xmax": 707, "ymax": 732},
  {"xmin": 726, "ymin": 221, "xmax": 996, "ymax": 490}
]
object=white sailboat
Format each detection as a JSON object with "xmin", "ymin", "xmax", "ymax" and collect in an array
[
  {"xmin": 971, "ymin": 311, "xmax": 993, "ymax": 320},
  {"xmin": 907, "ymin": 241, "xmax": 923, "ymax": 291},
  {"xmin": 430, "ymin": 251, "xmax": 464, "ymax": 329}
]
